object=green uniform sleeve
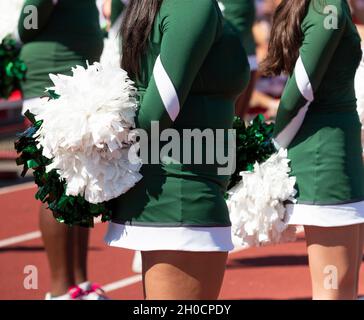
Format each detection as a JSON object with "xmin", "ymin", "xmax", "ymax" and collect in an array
[
  {"xmin": 136, "ymin": 0, "xmax": 219, "ymax": 133},
  {"xmin": 218, "ymin": 0, "xmax": 256, "ymax": 56},
  {"xmin": 273, "ymin": 0, "xmax": 347, "ymax": 148},
  {"xmin": 18, "ymin": 0, "xmax": 56, "ymax": 43}
]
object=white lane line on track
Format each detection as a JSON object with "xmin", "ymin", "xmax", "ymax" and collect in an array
[
  {"xmin": 102, "ymin": 274, "xmax": 143, "ymax": 293},
  {"xmin": 0, "ymin": 182, "xmax": 142, "ymax": 293},
  {"xmin": 0, "ymin": 218, "xmax": 103, "ymax": 248},
  {"xmin": 0, "ymin": 182, "xmax": 35, "ymax": 195},
  {"xmin": 0, "ymin": 231, "xmax": 41, "ymax": 248},
  {"xmin": 0, "ymin": 231, "xmax": 246, "ymax": 251}
]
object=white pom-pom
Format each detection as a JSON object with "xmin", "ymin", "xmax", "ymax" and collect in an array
[
  {"xmin": 33, "ymin": 62, "xmax": 142, "ymax": 204},
  {"xmin": 0, "ymin": 0, "xmax": 24, "ymax": 41},
  {"xmin": 100, "ymin": 17, "xmax": 122, "ymax": 68},
  {"xmin": 227, "ymin": 148, "xmax": 297, "ymax": 248},
  {"xmin": 100, "ymin": 35, "xmax": 121, "ymax": 68}
]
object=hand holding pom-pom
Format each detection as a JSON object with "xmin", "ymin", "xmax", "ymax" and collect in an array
[{"xmin": 227, "ymin": 116, "xmax": 298, "ymax": 248}]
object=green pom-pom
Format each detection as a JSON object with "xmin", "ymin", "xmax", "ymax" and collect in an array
[
  {"xmin": 14, "ymin": 110, "xmax": 112, "ymax": 227},
  {"xmin": 227, "ymin": 115, "xmax": 275, "ymax": 190},
  {"xmin": 0, "ymin": 35, "xmax": 27, "ymax": 99}
]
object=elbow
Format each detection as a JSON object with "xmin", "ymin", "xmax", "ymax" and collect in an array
[
  {"xmin": 135, "ymin": 108, "xmax": 173, "ymax": 136},
  {"xmin": 135, "ymin": 108, "xmax": 150, "ymax": 133}
]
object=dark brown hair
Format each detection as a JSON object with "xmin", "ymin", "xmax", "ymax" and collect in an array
[
  {"xmin": 260, "ymin": 0, "xmax": 325, "ymax": 76},
  {"xmin": 121, "ymin": 0, "xmax": 163, "ymax": 79}
]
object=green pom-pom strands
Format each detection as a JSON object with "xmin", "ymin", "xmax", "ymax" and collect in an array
[
  {"xmin": 0, "ymin": 35, "xmax": 27, "ymax": 99},
  {"xmin": 14, "ymin": 93, "xmax": 112, "ymax": 228},
  {"xmin": 227, "ymin": 114, "xmax": 275, "ymax": 191}
]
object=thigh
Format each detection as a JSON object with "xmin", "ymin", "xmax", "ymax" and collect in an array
[
  {"xmin": 304, "ymin": 225, "xmax": 361, "ymax": 300},
  {"xmin": 142, "ymin": 250, "xmax": 228, "ymax": 300}
]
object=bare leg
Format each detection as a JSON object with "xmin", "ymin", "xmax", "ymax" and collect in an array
[
  {"xmin": 73, "ymin": 226, "xmax": 89, "ymax": 285},
  {"xmin": 356, "ymin": 224, "xmax": 364, "ymax": 295},
  {"xmin": 39, "ymin": 203, "xmax": 74, "ymax": 296},
  {"xmin": 305, "ymin": 225, "xmax": 362, "ymax": 300},
  {"xmin": 142, "ymin": 251, "xmax": 228, "ymax": 300}
]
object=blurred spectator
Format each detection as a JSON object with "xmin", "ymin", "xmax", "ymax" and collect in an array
[{"xmin": 238, "ymin": 0, "xmax": 281, "ymax": 120}]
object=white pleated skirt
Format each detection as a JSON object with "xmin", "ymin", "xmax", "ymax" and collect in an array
[
  {"xmin": 286, "ymin": 200, "xmax": 364, "ymax": 227},
  {"xmin": 104, "ymin": 222, "xmax": 234, "ymax": 252}
]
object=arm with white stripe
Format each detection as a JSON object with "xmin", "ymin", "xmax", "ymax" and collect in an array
[
  {"xmin": 18, "ymin": 0, "xmax": 57, "ymax": 43},
  {"xmin": 135, "ymin": 0, "xmax": 219, "ymax": 133},
  {"xmin": 273, "ymin": 0, "xmax": 346, "ymax": 148}
]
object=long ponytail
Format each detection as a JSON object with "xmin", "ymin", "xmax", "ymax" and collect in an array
[
  {"xmin": 260, "ymin": 0, "xmax": 326, "ymax": 76},
  {"xmin": 121, "ymin": 0, "xmax": 163, "ymax": 79}
]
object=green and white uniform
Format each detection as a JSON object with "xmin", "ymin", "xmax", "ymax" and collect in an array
[
  {"xmin": 104, "ymin": 0, "xmax": 250, "ymax": 251},
  {"xmin": 218, "ymin": 0, "xmax": 257, "ymax": 70},
  {"xmin": 18, "ymin": 0, "xmax": 103, "ymax": 111},
  {"xmin": 273, "ymin": 0, "xmax": 364, "ymax": 226}
]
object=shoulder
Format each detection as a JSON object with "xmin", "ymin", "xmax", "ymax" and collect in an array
[
  {"xmin": 306, "ymin": 0, "xmax": 346, "ymax": 22},
  {"xmin": 302, "ymin": 0, "xmax": 347, "ymax": 30}
]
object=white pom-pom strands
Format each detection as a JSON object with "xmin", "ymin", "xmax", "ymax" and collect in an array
[
  {"xmin": 0, "ymin": 0, "xmax": 24, "ymax": 42},
  {"xmin": 227, "ymin": 149, "xmax": 297, "ymax": 248},
  {"xmin": 33, "ymin": 62, "xmax": 142, "ymax": 204}
]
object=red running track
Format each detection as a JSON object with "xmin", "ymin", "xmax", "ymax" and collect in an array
[{"xmin": 0, "ymin": 183, "xmax": 363, "ymax": 300}]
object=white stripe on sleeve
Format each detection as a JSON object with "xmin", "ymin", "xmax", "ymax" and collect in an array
[{"xmin": 153, "ymin": 55, "xmax": 180, "ymax": 121}]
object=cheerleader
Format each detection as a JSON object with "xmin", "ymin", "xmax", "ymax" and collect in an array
[
  {"xmin": 261, "ymin": 0, "xmax": 364, "ymax": 299},
  {"xmin": 218, "ymin": 0, "xmax": 258, "ymax": 118},
  {"xmin": 104, "ymin": 0, "xmax": 250, "ymax": 299},
  {"xmin": 18, "ymin": 0, "xmax": 105, "ymax": 300}
]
